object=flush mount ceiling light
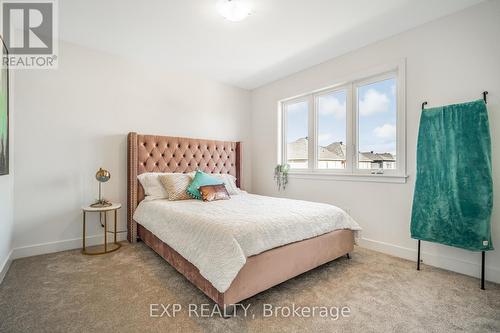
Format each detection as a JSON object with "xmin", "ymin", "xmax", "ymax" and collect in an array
[{"xmin": 216, "ymin": 0, "xmax": 252, "ymax": 22}]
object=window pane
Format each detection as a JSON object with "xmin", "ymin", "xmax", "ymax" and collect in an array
[
  {"xmin": 357, "ymin": 78, "xmax": 397, "ymax": 170},
  {"xmin": 285, "ymin": 100, "xmax": 308, "ymax": 168},
  {"xmin": 317, "ymin": 90, "xmax": 347, "ymax": 169}
]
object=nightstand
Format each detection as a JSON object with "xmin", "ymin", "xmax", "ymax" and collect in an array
[{"xmin": 81, "ymin": 203, "xmax": 122, "ymax": 255}]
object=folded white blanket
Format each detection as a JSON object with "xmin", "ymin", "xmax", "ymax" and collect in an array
[{"xmin": 133, "ymin": 193, "xmax": 361, "ymax": 292}]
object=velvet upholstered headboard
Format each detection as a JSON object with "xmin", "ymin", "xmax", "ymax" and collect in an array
[{"xmin": 127, "ymin": 132, "xmax": 241, "ymax": 242}]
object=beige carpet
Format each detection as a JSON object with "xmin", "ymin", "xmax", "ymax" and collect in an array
[{"xmin": 0, "ymin": 242, "xmax": 499, "ymax": 333}]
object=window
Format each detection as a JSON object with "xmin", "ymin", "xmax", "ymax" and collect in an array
[
  {"xmin": 317, "ymin": 90, "xmax": 347, "ymax": 169},
  {"xmin": 279, "ymin": 62, "xmax": 406, "ymax": 182},
  {"xmin": 284, "ymin": 99, "xmax": 309, "ymax": 169},
  {"xmin": 357, "ymin": 78, "xmax": 397, "ymax": 172}
]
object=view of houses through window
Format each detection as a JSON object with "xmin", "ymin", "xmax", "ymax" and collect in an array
[
  {"xmin": 317, "ymin": 90, "xmax": 346, "ymax": 169},
  {"xmin": 357, "ymin": 78, "xmax": 397, "ymax": 170},
  {"xmin": 283, "ymin": 71, "xmax": 400, "ymax": 174},
  {"xmin": 287, "ymin": 138, "xmax": 395, "ymax": 170}
]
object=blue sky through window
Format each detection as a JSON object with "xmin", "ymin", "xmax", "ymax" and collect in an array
[
  {"xmin": 286, "ymin": 101, "xmax": 308, "ymax": 142},
  {"xmin": 286, "ymin": 78, "xmax": 396, "ymax": 155},
  {"xmin": 318, "ymin": 90, "xmax": 346, "ymax": 146},
  {"xmin": 358, "ymin": 78, "xmax": 396, "ymax": 154}
]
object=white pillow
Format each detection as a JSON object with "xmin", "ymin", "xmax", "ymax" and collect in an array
[
  {"xmin": 211, "ymin": 173, "xmax": 240, "ymax": 195},
  {"xmin": 137, "ymin": 173, "xmax": 169, "ymax": 201},
  {"xmin": 138, "ymin": 172, "xmax": 195, "ymax": 201}
]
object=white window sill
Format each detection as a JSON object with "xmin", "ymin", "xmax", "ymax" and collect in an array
[{"xmin": 287, "ymin": 172, "xmax": 409, "ymax": 184}]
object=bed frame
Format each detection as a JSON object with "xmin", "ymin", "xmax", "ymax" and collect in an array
[{"xmin": 127, "ymin": 132, "xmax": 354, "ymax": 307}]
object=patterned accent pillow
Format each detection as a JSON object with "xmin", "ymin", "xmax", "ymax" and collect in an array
[
  {"xmin": 199, "ymin": 184, "xmax": 230, "ymax": 202},
  {"xmin": 158, "ymin": 173, "xmax": 195, "ymax": 201}
]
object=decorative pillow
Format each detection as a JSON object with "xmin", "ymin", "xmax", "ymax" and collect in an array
[
  {"xmin": 186, "ymin": 171, "xmax": 224, "ymax": 200},
  {"xmin": 137, "ymin": 172, "xmax": 170, "ymax": 201},
  {"xmin": 199, "ymin": 184, "xmax": 230, "ymax": 202},
  {"xmin": 159, "ymin": 173, "xmax": 194, "ymax": 201},
  {"xmin": 138, "ymin": 172, "xmax": 195, "ymax": 201},
  {"xmin": 210, "ymin": 173, "xmax": 240, "ymax": 195}
]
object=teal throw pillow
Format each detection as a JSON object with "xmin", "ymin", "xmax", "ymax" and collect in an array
[{"xmin": 187, "ymin": 171, "xmax": 224, "ymax": 200}]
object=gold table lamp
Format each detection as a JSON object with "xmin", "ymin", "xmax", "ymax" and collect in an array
[{"xmin": 91, "ymin": 168, "xmax": 112, "ymax": 207}]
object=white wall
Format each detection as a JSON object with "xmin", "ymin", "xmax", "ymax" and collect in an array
[
  {"xmin": 12, "ymin": 41, "xmax": 251, "ymax": 257},
  {"xmin": 251, "ymin": 1, "xmax": 500, "ymax": 283},
  {"xmin": 0, "ymin": 172, "xmax": 13, "ymax": 282},
  {"xmin": 0, "ymin": 72, "xmax": 14, "ymax": 283}
]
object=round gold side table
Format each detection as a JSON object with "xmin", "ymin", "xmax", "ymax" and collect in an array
[{"xmin": 81, "ymin": 203, "xmax": 122, "ymax": 255}]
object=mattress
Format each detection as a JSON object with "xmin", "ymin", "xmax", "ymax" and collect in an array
[{"xmin": 133, "ymin": 193, "xmax": 361, "ymax": 292}]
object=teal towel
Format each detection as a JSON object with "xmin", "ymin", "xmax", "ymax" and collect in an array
[{"xmin": 411, "ymin": 99, "xmax": 493, "ymax": 251}]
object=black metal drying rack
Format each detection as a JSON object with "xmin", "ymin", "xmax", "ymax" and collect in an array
[{"xmin": 419, "ymin": 91, "xmax": 489, "ymax": 290}]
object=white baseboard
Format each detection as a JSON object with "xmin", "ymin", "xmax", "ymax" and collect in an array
[
  {"xmin": 358, "ymin": 237, "xmax": 500, "ymax": 284},
  {"xmin": 11, "ymin": 233, "xmax": 128, "ymax": 260},
  {"xmin": 0, "ymin": 250, "xmax": 13, "ymax": 285},
  {"xmin": 5, "ymin": 234, "xmax": 499, "ymax": 286}
]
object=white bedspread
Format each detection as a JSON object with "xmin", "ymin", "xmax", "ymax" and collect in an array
[{"xmin": 133, "ymin": 193, "xmax": 361, "ymax": 292}]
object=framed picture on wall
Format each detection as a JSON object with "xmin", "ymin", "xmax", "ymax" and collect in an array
[{"xmin": 0, "ymin": 36, "xmax": 9, "ymax": 176}]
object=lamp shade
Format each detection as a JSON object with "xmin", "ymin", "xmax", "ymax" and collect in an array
[{"xmin": 95, "ymin": 168, "xmax": 110, "ymax": 183}]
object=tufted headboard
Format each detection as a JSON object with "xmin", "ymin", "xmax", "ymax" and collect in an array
[{"xmin": 127, "ymin": 132, "xmax": 241, "ymax": 242}]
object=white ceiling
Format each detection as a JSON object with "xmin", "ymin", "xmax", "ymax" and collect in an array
[{"xmin": 59, "ymin": 0, "xmax": 484, "ymax": 89}]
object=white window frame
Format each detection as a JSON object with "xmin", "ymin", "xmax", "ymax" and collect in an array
[{"xmin": 278, "ymin": 60, "xmax": 407, "ymax": 183}]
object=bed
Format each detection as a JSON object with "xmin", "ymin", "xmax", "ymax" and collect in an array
[{"xmin": 127, "ymin": 132, "xmax": 360, "ymax": 307}]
